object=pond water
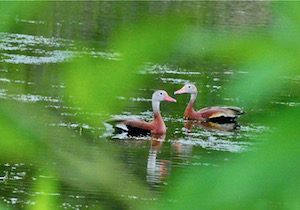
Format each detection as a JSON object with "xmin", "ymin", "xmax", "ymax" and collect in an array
[{"xmin": 0, "ymin": 2, "xmax": 298, "ymax": 209}]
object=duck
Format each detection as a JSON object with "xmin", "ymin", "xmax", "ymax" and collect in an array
[
  {"xmin": 174, "ymin": 83, "xmax": 244, "ymax": 122},
  {"xmin": 108, "ymin": 90, "xmax": 176, "ymax": 135}
]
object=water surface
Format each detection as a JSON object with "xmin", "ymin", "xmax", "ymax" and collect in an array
[{"xmin": 0, "ymin": 2, "xmax": 297, "ymax": 209}]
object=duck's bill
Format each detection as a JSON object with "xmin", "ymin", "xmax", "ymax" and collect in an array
[
  {"xmin": 174, "ymin": 87, "xmax": 186, "ymax": 94},
  {"xmin": 164, "ymin": 95, "xmax": 176, "ymax": 102}
]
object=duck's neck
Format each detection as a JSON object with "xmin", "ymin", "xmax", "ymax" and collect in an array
[
  {"xmin": 190, "ymin": 93, "xmax": 197, "ymax": 105},
  {"xmin": 185, "ymin": 93, "xmax": 197, "ymax": 119},
  {"xmin": 152, "ymin": 100, "xmax": 166, "ymax": 133},
  {"xmin": 152, "ymin": 100, "xmax": 162, "ymax": 119}
]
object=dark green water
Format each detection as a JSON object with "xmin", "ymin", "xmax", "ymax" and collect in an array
[{"xmin": 0, "ymin": 2, "xmax": 299, "ymax": 209}]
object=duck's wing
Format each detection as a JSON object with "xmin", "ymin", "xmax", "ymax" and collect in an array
[
  {"xmin": 198, "ymin": 106, "xmax": 244, "ymax": 122},
  {"xmin": 107, "ymin": 118, "xmax": 154, "ymax": 134}
]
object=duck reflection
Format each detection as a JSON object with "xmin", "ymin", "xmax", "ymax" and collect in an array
[
  {"xmin": 146, "ymin": 134, "xmax": 170, "ymax": 186},
  {"xmin": 172, "ymin": 140, "xmax": 194, "ymax": 157},
  {"xmin": 171, "ymin": 120, "xmax": 240, "ymax": 157},
  {"xmin": 184, "ymin": 120, "xmax": 239, "ymax": 132}
]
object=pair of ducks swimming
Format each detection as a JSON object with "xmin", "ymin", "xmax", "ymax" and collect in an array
[{"xmin": 109, "ymin": 83, "xmax": 244, "ymax": 135}]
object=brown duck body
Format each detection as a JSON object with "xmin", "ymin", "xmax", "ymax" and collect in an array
[
  {"xmin": 111, "ymin": 113, "xmax": 166, "ymax": 135},
  {"xmin": 175, "ymin": 83, "xmax": 244, "ymax": 123},
  {"xmin": 108, "ymin": 90, "xmax": 175, "ymax": 135},
  {"xmin": 184, "ymin": 102, "xmax": 244, "ymax": 122}
]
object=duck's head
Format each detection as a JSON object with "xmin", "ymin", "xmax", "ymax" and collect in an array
[
  {"xmin": 174, "ymin": 83, "xmax": 197, "ymax": 95},
  {"xmin": 153, "ymin": 90, "xmax": 176, "ymax": 102}
]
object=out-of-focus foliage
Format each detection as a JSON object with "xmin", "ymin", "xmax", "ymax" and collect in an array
[
  {"xmin": 1, "ymin": 1, "xmax": 299, "ymax": 209},
  {"xmin": 0, "ymin": 2, "xmax": 183, "ymax": 209},
  {"xmin": 0, "ymin": 103, "xmax": 38, "ymax": 160},
  {"xmin": 30, "ymin": 170, "xmax": 59, "ymax": 210},
  {"xmin": 179, "ymin": 3, "xmax": 300, "ymax": 110},
  {"xmin": 1, "ymin": 101, "xmax": 150, "ymax": 209},
  {"xmin": 156, "ymin": 2, "xmax": 300, "ymax": 209},
  {"xmin": 64, "ymin": 19, "xmax": 182, "ymax": 116},
  {"xmin": 159, "ymin": 108, "xmax": 300, "ymax": 209}
]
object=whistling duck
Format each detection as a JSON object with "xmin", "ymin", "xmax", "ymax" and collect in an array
[
  {"xmin": 174, "ymin": 83, "xmax": 244, "ymax": 122},
  {"xmin": 108, "ymin": 90, "xmax": 176, "ymax": 135}
]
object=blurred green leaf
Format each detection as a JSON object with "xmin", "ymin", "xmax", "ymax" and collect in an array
[
  {"xmin": 0, "ymin": 102, "xmax": 39, "ymax": 160},
  {"xmin": 1, "ymin": 100, "xmax": 149, "ymax": 208},
  {"xmin": 29, "ymin": 170, "xmax": 59, "ymax": 210},
  {"xmin": 159, "ymin": 107, "xmax": 300, "ymax": 209},
  {"xmin": 1, "ymin": 2, "xmax": 300, "ymax": 209},
  {"xmin": 64, "ymin": 19, "xmax": 184, "ymax": 116},
  {"xmin": 178, "ymin": 3, "xmax": 300, "ymax": 110},
  {"xmin": 156, "ymin": 3, "xmax": 300, "ymax": 210}
]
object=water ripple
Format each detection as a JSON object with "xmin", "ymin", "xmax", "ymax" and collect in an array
[{"xmin": 0, "ymin": 32, "xmax": 120, "ymax": 64}]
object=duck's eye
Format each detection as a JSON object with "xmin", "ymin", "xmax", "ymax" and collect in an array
[
  {"xmin": 159, "ymin": 92, "xmax": 163, "ymax": 95},
  {"xmin": 188, "ymin": 85, "xmax": 191, "ymax": 88}
]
